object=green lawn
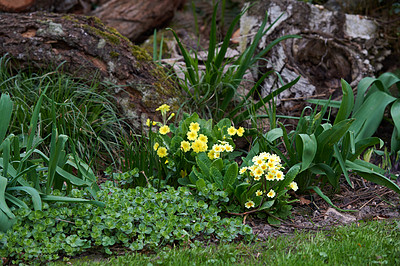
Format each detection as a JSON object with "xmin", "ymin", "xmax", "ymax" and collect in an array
[{"xmin": 51, "ymin": 220, "xmax": 400, "ymax": 266}]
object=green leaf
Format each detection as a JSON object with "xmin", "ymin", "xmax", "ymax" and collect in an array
[
  {"xmin": 210, "ymin": 166, "xmax": 223, "ymax": 190},
  {"xmin": 333, "ymin": 143, "xmax": 352, "ymax": 188},
  {"xmin": 7, "ymin": 186, "xmax": 42, "ymax": 211},
  {"xmin": 296, "ymin": 134, "xmax": 317, "ymax": 172},
  {"xmin": 349, "ymin": 137, "xmax": 383, "ymax": 161},
  {"xmin": 211, "ymin": 158, "xmax": 223, "ymax": 172},
  {"xmin": 223, "ymin": 162, "xmax": 238, "ymax": 190},
  {"xmin": 0, "ymin": 176, "xmax": 15, "ymax": 219},
  {"xmin": 196, "ymin": 178, "xmax": 206, "ymax": 192},
  {"xmin": 310, "ymin": 186, "xmax": 356, "ymax": 212},
  {"xmin": 259, "ymin": 200, "xmax": 274, "ymax": 211},
  {"xmin": 0, "ymin": 94, "xmax": 13, "ymax": 143},
  {"xmin": 334, "ymin": 79, "xmax": 354, "ymax": 125},
  {"xmin": 310, "ymin": 163, "xmax": 338, "ymax": 188},
  {"xmin": 267, "ymin": 216, "xmax": 281, "ymax": 225},
  {"xmin": 279, "ymin": 163, "xmax": 301, "ymax": 191},
  {"xmin": 41, "ymin": 195, "xmax": 105, "ymax": 207},
  {"xmin": 391, "ymin": 99, "xmax": 400, "ymax": 139},
  {"xmin": 345, "ymin": 160, "xmax": 400, "ymax": 194},
  {"xmin": 46, "ymin": 133, "xmax": 68, "ymax": 194},
  {"xmin": 351, "ymin": 90, "xmax": 396, "ymax": 141},
  {"xmin": 265, "ymin": 128, "xmax": 283, "ymax": 143}
]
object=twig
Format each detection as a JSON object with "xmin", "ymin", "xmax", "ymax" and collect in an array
[{"xmin": 56, "ymin": 218, "xmax": 75, "ymax": 225}]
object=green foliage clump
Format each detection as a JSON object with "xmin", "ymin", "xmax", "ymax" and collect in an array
[{"xmin": 0, "ymin": 183, "xmax": 252, "ymax": 264}]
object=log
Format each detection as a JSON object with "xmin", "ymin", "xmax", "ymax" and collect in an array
[
  {"xmin": 239, "ymin": 0, "xmax": 396, "ymax": 109},
  {"xmin": 0, "ymin": 12, "xmax": 182, "ymax": 129},
  {"xmin": 0, "ymin": 0, "xmax": 35, "ymax": 12},
  {"xmin": 90, "ymin": 0, "xmax": 186, "ymax": 43}
]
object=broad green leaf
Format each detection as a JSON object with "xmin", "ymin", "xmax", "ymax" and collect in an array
[
  {"xmin": 265, "ymin": 128, "xmax": 283, "ymax": 143},
  {"xmin": 391, "ymin": 99, "xmax": 400, "ymax": 139},
  {"xmin": 316, "ymin": 119, "xmax": 354, "ymax": 163},
  {"xmin": 211, "ymin": 158, "xmax": 223, "ymax": 172},
  {"xmin": 0, "ymin": 209, "xmax": 15, "ymax": 232},
  {"xmin": 196, "ymin": 178, "xmax": 206, "ymax": 192},
  {"xmin": 349, "ymin": 137, "xmax": 383, "ymax": 161},
  {"xmin": 296, "ymin": 134, "xmax": 317, "ymax": 172},
  {"xmin": 0, "ymin": 94, "xmax": 13, "ymax": 143},
  {"xmin": 279, "ymin": 163, "xmax": 301, "ymax": 191},
  {"xmin": 334, "ymin": 79, "xmax": 354, "ymax": 125},
  {"xmin": 223, "ymin": 162, "xmax": 238, "ymax": 189},
  {"xmin": 210, "ymin": 166, "xmax": 223, "ymax": 190},
  {"xmin": 46, "ymin": 134, "xmax": 68, "ymax": 194},
  {"xmin": 309, "ymin": 163, "xmax": 338, "ymax": 188},
  {"xmin": 234, "ymin": 183, "xmax": 250, "ymax": 205},
  {"xmin": 259, "ymin": 200, "xmax": 275, "ymax": 211},
  {"xmin": 351, "ymin": 90, "xmax": 396, "ymax": 141},
  {"xmin": 1, "ymin": 136, "xmax": 10, "ymax": 178},
  {"xmin": 353, "ymin": 77, "xmax": 384, "ymax": 113},
  {"xmin": 345, "ymin": 160, "xmax": 400, "ymax": 194}
]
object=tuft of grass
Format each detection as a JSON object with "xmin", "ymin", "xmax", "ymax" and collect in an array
[
  {"xmin": 0, "ymin": 55, "xmax": 129, "ymax": 170},
  {"xmin": 50, "ymin": 220, "xmax": 400, "ymax": 265}
]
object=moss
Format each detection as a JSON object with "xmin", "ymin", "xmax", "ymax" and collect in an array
[
  {"xmin": 62, "ymin": 15, "xmax": 79, "ymax": 23},
  {"xmin": 109, "ymin": 51, "xmax": 120, "ymax": 58},
  {"xmin": 83, "ymin": 24, "xmax": 121, "ymax": 45},
  {"xmin": 107, "ymin": 27, "xmax": 131, "ymax": 43},
  {"xmin": 130, "ymin": 44, "xmax": 152, "ymax": 62}
]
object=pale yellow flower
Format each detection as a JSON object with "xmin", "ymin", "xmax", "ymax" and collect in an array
[
  {"xmin": 153, "ymin": 142, "xmax": 159, "ymax": 151},
  {"xmin": 189, "ymin": 122, "xmax": 200, "ymax": 132},
  {"xmin": 276, "ymin": 170, "xmax": 284, "ymax": 181},
  {"xmin": 156, "ymin": 104, "xmax": 170, "ymax": 113},
  {"xmin": 187, "ymin": 130, "xmax": 198, "ymax": 141},
  {"xmin": 260, "ymin": 163, "xmax": 268, "ymax": 171},
  {"xmin": 214, "ymin": 152, "xmax": 220, "ymax": 158},
  {"xmin": 252, "ymin": 166, "xmax": 263, "ymax": 178},
  {"xmin": 224, "ymin": 144, "xmax": 233, "ymax": 152},
  {"xmin": 267, "ymin": 189, "xmax": 276, "ymax": 198},
  {"xmin": 208, "ymin": 150, "xmax": 216, "ymax": 160},
  {"xmin": 254, "ymin": 175, "xmax": 261, "ymax": 181},
  {"xmin": 159, "ymin": 125, "xmax": 170, "ymax": 135},
  {"xmin": 237, "ymin": 126, "xmax": 245, "ymax": 137},
  {"xmin": 198, "ymin": 134, "xmax": 208, "ymax": 143},
  {"xmin": 245, "ymin": 200, "xmax": 255, "ymax": 209},
  {"xmin": 192, "ymin": 139, "xmax": 207, "ymax": 153},
  {"xmin": 157, "ymin": 147, "xmax": 168, "ymax": 158},
  {"xmin": 239, "ymin": 167, "xmax": 247, "ymax": 174},
  {"xmin": 289, "ymin": 181, "xmax": 298, "ymax": 191},
  {"xmin": 256, "ymin": 190, "xmax": 263, "ymax": 196},
  {"xmin": 180, "ymin": 141, "xmax": 191, "ymax": 152},
  {"xmin": 227, "ymin": 126, "xmax": 237, "ymax": 136},
  {"xmin": 212, "ymin": 144, "xmax": 222, "ymax": 153},
  {"xmin": 266, "ymin": 172, "xmax": 275, "ymax": 181}
]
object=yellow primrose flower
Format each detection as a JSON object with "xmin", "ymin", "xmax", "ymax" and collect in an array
[
  {"xmin": 214, "ymin": 152, "xmax": 220, "ymax": 158},
  {"xmin": 224, "ymin": 144, "xmax": 233, "ymax": 152},
  {"xmin": 245, "ymin": 200, "xmax": 255, "ymax": 209},
  {"xmin": 156, "ymin": 104, "xmax": 170, "ymax": 113},
  {"xmin": 208, "ymin": 150, "xmax": 216, "ymax": 160},
  {"xmin": 260, "ymin": 152, "xmax": 271, "ymax": 161},
  {"xmin": 267, "ymin": 189, "xmax": 276, "ymax": 198},
  {"xmin": 192, "ymin": 139, "xmax": 207, "ymax": 153},
  {"xmin": 180, "ymin": 170, "xmax": 187, "ymax": 178},
  {"xmin": 153, "ymin": 142, "xmax": 159, "ymax": 151},
  {"xmin": 256, "ymin": 190, "xmax": 263, "ymax": 196},
  {"xmin": 159, "ymin": 125, "xmax": 170, "ymax": 135},
  {"xmin": 198, "ymin": 134, "xmax": 208, "ymax": 143},
  {"xmin": 157, "ymin": 147, "xmax": 168, "ymax": 158},
  {"xmin": 253, "ymin": 166, "xmax": 263, "ymax": 178},
  {"xmin": 189, "ymin": 122, "xmax": 200, "ymax": 132},
  {"xmin": 266, "ymin": 172, "xmax": 275, "ymax": 181},
  {"xmin": 167, "ymin": 113, "xmax": 175, "ymax": 121},
  {"xmin": 165, "ymin": 160, "xmax": 168, "ymax": 164},
  {"xmin": 239, "ymin": 167, "xmax": 247, "ymax": 174},
  {"xmin": 218, "ymin": 144, "xmax": 226, "ymax": 152},
  {"xmin": 187, "ymin": 130, "xmax": 198, "ymax": 141},
  {"xmin": 237, "ymin": 126, "xmax": 245, "ymax": 137},
  {"xmin": 146, "ymin": 119, "xmax": 151, "ymax": 127},
  {"xmin": 180, "ymin": 141, "xmax": 191, "ymax": 152},
  {"xmin": 276, "ymin": 170, "xmax": 284, "ymax": 181},
  {"xmin": 212, "ymin": 144, "xmax": 222, "ymax": 153},
  {"xmin": 260, "ymin": 163, "xmax": 268, "ymax": 171},
  {"xmin": 289, "ymin": 181, "xmax": 298, "ymax": 191},
  {"xmin": 254, "ymin": 175, "xmax": 261, "ymax": 181},
  {"xmin": 227, "ymin": 126, "xmax": 237, "ymax": 136}
]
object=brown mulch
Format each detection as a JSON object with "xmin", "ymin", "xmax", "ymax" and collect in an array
[{"xmin": 249, "ymin": 176, "xmax": 400, "ymax": 239}]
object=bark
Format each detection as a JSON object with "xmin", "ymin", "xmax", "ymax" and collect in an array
[
  {"xmin": 239, "ymin": 0, "xmax": 396, "ymax": 109},
  {"xmin": 0, "ymin": 12, "xmax": 182, "ymax": 129},
  {"xmin": 91, "ymin": 0, "xmax": 186, "ymax": 43}
]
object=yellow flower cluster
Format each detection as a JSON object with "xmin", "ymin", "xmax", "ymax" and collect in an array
[
  {"xmin": 240, "ymin": 152, "xmax": 284, "ymax": 181},
  {"xmin": 208, "ymin": 141, "xmax": 234, "ymax": 159},
  {"xmin": 180, "ymin": 122, "xmax": 209, "ymax": 154},
  {"xmin": 227, "ymin": 126, "xmax": 245, "ymax": 137}
]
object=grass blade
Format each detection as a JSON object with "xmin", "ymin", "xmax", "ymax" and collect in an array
[
  {"xmin": 0, "ymin": 94, "xmax": 13, "ymax": 143},
  {"xmin": 334, "ymin": 79, "xmax": 354, "ymax": 125}
]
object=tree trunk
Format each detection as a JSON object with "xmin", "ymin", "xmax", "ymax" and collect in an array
[
  {"xmin": 239, "ymin": 0, "xmax": 396, "ymax": 110},
  {"xmin": 91, "ymin": 0, "xmax": 186, "ymax": 43},
  {"xmin": 0, "ymin": 12, "xmax": 182, "ymax": 129}
]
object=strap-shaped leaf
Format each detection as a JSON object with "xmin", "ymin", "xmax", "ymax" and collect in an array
[
  {"xmin": 391, "ymin": 99, "xmax": 400, "ymax": 140},
  {"xmin": 42, "ymin": 195, "xmax": 105, "ymax": 208},
  {"xmin": 333, "ymin": 144, "xmax": 352, "ymax": 188},
  {"xmin": 7, "ymin": 186, "xmax": 42, "ymax": 211},
  {"xmin": 0, "ymin": 94, "xmax": 13, "ymax": 143},
  {"xmin": 0, "ymin": 176, "xmax": 15, "ymax": 219},
  {"xmin": 334, "ymin": 79, "xmax": 354, "ymax": 125},
  {"xmin": 310, "ymin": 186, "xmax": 356, "ymax": 212},
  {"xmin": 345, "ymin": 160, "xmax": 400, "ymax": 194}
]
